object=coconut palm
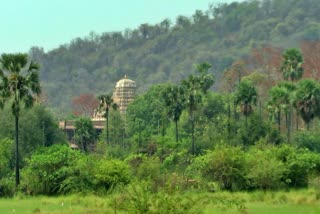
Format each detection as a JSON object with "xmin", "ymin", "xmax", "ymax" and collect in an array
[
  {"xmin": 162, "ymin": 85, "xmax": 185, "ymax": 143},
  {"xmin": 0, "ymin": 53, "xmax": 41, "ymax": 186},
  {"xmin": 292, "ymin": 79, "xmax": 320, "ymax": 130},
  {"xmin": 234, "ymin": 80, "xmax": 257, "ymax": 128},
  {"xmin": 280, "ymin": 48, "xmax": 304, "ymax": 82},
  {"xmin": 97, "ymin": 94, "xmax": 117, "ymax": 143}
]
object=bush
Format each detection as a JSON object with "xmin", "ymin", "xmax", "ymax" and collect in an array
[
  {"xmin": 22, "ymin": 144, "xmax": 131, "ymax": 195},
  {"xmin": 294, "ymin": 131, "xmax": 320, "ymax": 153},
  {"xmin": 0, "ymin": 138, "xmax": 13, "ymax": 178},
  {"xmin": 189, "ymin": 144, "xmax": 248, "ymax": 191},
  {"xmin": 265, "ymin": 144, "xmax": 320, "ymax": 188},
  {"xmin": 92, "ymin": 159, "xmax": 130, "ymax": 192},
  {"xmin": 0, "ymin": 177, "xmax": 15, "ymax": 197},
  {"xmin": 60, "ymin": 156, "xmax": 130, "ymax": 194},
  {"xmin": 114, "ymin": 181, "xmax": 206, "ymax": 214},
  {"xmin": 246, "ymin": 145, "xmax": 287, "ymax": 190},
  {"xmin": 22, "ymin": 144, "xmax": 84, "ymax": 195}
]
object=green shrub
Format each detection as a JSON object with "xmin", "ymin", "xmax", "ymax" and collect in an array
[
  {"xmin": 22, "ymin": 144, "xmax": 84, "ymax": 195},
  {"xmin": 115, "ymin": 181, "xmax": 205, "ymax": 214},
  {"xmin": 22, "ymin": 144, "xmax": 131, "ymax": 195},
  {"xmin": 92, "ymin": 158, "xmax": 130, "ymax": 192},
  {"xmin": 294, "ymin": 131, "xmax": 320, "ymax": 153},
  {"xmin": 0, "ymin": 138, "xmax": 13, "ymax": 178},
  {"xmin": 262, "ymin": 144, "xmax": 320, "ymax": 188},
  {"xmin": 285, "ymin": 149, "xmax": 320, "ymax": 187},
  {"xmin": 0, "ymin": 176, "xmax": 15, "ymax": 197},
  {"xmin": 246, "ymin": 145, "xmax": 287, "ymax": 190},
  {"xmin": 189, "ymin": 144, "xmax": 248, "ymax": 191}
]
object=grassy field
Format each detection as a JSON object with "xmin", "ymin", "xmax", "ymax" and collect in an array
[{"xmin": 0, "ymin": 189, "xmax": 319, "ymax": 214}]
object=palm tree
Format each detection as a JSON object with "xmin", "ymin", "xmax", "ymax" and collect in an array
[
  {"xmin": 97, "ymin": 94, "xmax": 117, "ymax": 143},
  {"xmin": 234, "ymin": 80, "xmax": 257, "ymax": 128},
  {"xmin": 162, "ymin": 85, "xmax": 185, "ymax": 143},
  {"xmin": 74, "ymin": 117, "xmax": 95, "ymax": 152},
  {"xmin": 280, "ymin": 48, "xmax": 304, "ymax": 82},
  {"xmin": 0, "ymin": 53, "xmax": 41, "ymax": 186},
  {"xmin": 182, "ymin": 62, "xmax": 214, "ymax": 155},
  {"xmin": 292, "ymin": 79, "xmax": 320, "ymax": 130},
  {"xmin": 268, "ymin": 82, "xmax": 296, "ymax": 140}
]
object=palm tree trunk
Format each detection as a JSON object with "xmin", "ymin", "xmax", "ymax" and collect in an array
[
  {"xmin": 227, "ymin": 102, "xmax": 231, "ymax": 139},
  {"xmin": 245, "ymin": 114, "xmax": 248, "ymax": 130},
  {"xmin": 287, "ymin": 109, "xmax": 292, "ymax": 144},
  {"xmin": 175, "ymin": 119, "xmax": 178, "ymax": 143},
  {"xmin": 278, "ymin": 110, "xmax": 281, "ymax": 133},
  {"xmin": 15, "ymin": 114, "xmax": 20, "ymax": 187},
  {"xmin": 307, "ymin": 122, "xmax": 310, "ymax": 130},
  {"xmin": 191, "ymin": 111, "xmax": 195, "ymax": 155},
  {"xmin": 106, "ymin": 110, "xmax": 109, "ymax": 144},
  {"xmin": 296, "ymin": 110, "xmax": 299, "ymax": 130}
]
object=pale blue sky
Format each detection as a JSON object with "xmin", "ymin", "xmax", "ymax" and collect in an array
[{"xmin": 0, "ymin": 0, "xmax": 238, "ymax": 53}]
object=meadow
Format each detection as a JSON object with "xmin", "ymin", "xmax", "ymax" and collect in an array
[{"xmin": 0, "ymin": 189, "xmax": 319, "ymax": 214}]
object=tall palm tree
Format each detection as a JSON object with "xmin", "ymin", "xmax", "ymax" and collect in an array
[
  {"xmin": 292, "ymin": 79, "xmax": 320, "ymax": 130},
  {"xmin": 162, "ymin": 85, "xmax": 185, "ymax": 143},
  {"xmin": 182, "ymin": 62, "xmax": 214, "ymax": 155},
  {"xmin": 280, "ymin": 48, "xmax": 304, "ymax": 82},
  {"xmin": 268, "ymin": 82, "xmax": 296, "ymax": 140},
  {"xmin": 234, "ymin": 80, "xmax": 257, "ymax": 128},
  {"xmin": 0, "ymin": 53, "xmax": 41, "ymax": 186},
  {"xmin": 97, "ymin": 94, "xmax": 117, "ymax": 143},
  {"xmin": 280, "ymin": 49, "xmax": 303, "ymax": 137}
]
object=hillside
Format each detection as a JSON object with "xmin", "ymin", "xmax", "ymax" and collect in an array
[{"xmin": 29, "ymin": 0, "xmax": 320, "ymax": 115}]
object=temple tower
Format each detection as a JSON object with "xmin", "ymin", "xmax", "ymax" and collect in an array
[{"xmin": 112, "ymin": 75, "xmax": 136, "ymax": 114}]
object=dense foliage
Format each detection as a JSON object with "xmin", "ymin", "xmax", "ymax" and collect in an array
[
  {"xmin": 28, "ymin": 0, "xmax": 320, "ymax": 114},
  {"xmin": 1, "ymin": 1, "xmax": 320, "ymax": 213}
]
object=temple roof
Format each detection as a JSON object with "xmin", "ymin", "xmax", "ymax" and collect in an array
[{"xmin": 115, "ymin": 75, "xmax": 136, "ymax": 88}]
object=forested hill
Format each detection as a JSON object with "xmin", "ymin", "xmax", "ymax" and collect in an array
[{"xmin": 29, "ymin": 0, "xmax": 320, "ymax": 115}]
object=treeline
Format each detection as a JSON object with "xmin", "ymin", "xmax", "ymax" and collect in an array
[
  {"xmin": 29, "ymin": 0, "xmax": 320, "ymax": 114},
  {"xmin": 1, "ymin": 47, "xmax": 320, "ymax": 213}
]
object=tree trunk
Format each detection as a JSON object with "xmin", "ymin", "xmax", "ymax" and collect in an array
[
  {"xmin": 191, "ymin": 111, "xmax": 195, "ymax": 155},
  {"xmin": 307, "ymin": 122, "xmax": 310, "ymax": 130},
  {"xmin": 296, "ymin": 110, "xmax": 299, "ymax": 130},
  {"xmin": 83, "ymin": 138, "xmax": 87, "ymax": 153},
  {"xmin": 278, "ymin": 110, "xmax": 281, "ymax": 133},
  {"xmin": 175, "ymin": 119, "xmax": 178, "ymax": 143},
  {"xmin": 15, "ymin": 114, "xmax": 20, "ymax": 187},
  {"xmin": 287, "ymin": 109, "xmax": 292, "ymax": 144},
  {"xmin": 245, "ymin": 114, "xmax": 248, "ymax": 130},
  {"xmin": 227, "ymin": 102, "xmax": 231, "ymax": 139},
  {"xmin": 106, "ymin": 110, "xmax": 109, "ymax": 144}
]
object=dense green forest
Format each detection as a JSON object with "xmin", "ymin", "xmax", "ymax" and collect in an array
[
  {"xmin": 1, "ymin": 0, "xmax": 320, "ymax": 213},
  {"xmin": 29, "ymin": 0, "xmax": 320, "ymax": 115}
]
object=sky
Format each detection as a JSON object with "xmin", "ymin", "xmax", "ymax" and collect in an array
[{"xmin": 0, "ymin": 0, "xmax": 238, "ymax": 53}]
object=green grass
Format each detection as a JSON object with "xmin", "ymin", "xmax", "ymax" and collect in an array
[
  {"xmin": 0, "ymin": 189, "xmax": 319, "ymax": 214},
  {"xmin": 0, "ymin": 194, "xmax": 112, "ymax": 214}
]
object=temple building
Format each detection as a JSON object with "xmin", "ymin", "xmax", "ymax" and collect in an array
[
  {"xmin": 60, "ymin": 76, "xmax": 136, "ymax": 143},
  {"xmin": 112, "ymin": 75, "xmax": 136, "ymax": 114}
]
